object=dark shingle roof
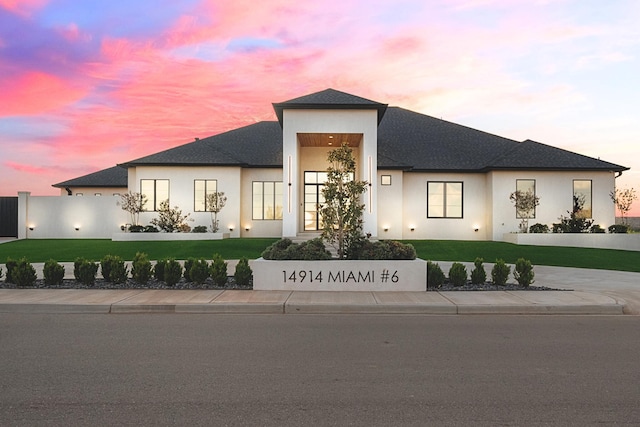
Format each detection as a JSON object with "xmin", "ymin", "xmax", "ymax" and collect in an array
[
  {"xmin": 272, "ymin": 88, "xmax": 388, "ymax": 125},
  {"xmin": 486, "ymin": 139, "xmax": 628, "ymax": 171},
  {"xmin": 53, "ymin": 166, "xmax": 128, "ymax": 188},
  {"xmin": 56, "ymin": 90, "xmax": 628, "ymax": 186},
  {"xmin": 120, "ymin": 121, "xmax": 283, "ymax": 167}
]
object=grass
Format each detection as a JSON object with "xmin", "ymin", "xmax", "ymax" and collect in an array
[{"xmin": 0, "ymin": 238, "xmax": 638, "ymax": 273}]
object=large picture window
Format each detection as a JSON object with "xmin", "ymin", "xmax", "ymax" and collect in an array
[
  {"xmin": 573, "ymin": 180, "xmax": 592, "ymax": 218},
  {"xmin": 253, "ymin": 181, "xmax": 283, "ymax": 220},
  {"xmin": 515, "ymin": 179, "xmax": 536, "ymax": 219},
  {"xmin": 194, "ymin": 180, "xmax": 217, "ymax": 212},
  {"xmin": 427, "ymin": 181, "xmax": 463, "ymax": 218},
  {"xmin": 140, "ymin": 179, "xmax": 169, "ymax": 211}
]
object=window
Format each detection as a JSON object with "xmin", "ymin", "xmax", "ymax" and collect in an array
[
  {"xmin": 515, "ymin": 179, "xmax": 536, "ymax": 219},
  {"xmin": 427, "ymin": 181, "xmax": 463, "ymax": 218},
  {"xmin": 381, "ymin": 175, "xmax": 392, "ymax": 186},
  {"xmin": 573, "ymin": 180, "xmax": 592, "ymax": 218},
  {"xmin": 194, "ymin": 180, "xmax": 217, "ymax": 212},
  {"xmin": 141, "ymin": 179, "xmax": 169, "ymax": 211},
  {"xmin": 253, "ymin": 181, "xmax": 283, "ymax": 220}
]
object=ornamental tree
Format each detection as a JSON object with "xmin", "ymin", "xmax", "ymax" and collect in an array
[
  {"xmin": 509, "ymin": 190, "xmax": 540, "ymax": 233},
  {"xmin": 319, "ymin": 143, "xmax": 368, "ymax": 259},
  {"xmin": 206, "ymin": 191, "xmax": 227, "ymax": 233},
  {"xmin": 118, "ymin": 192, "xmax": 147, "ymax": 226},
  {"xmin": 150, "ymin": 200, "xmax": 192, "ymax": 232},
  {"xmin": 610, "ymin": 187, "xmax": 637, "ymax": 225}
]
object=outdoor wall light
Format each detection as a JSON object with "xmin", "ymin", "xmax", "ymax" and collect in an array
[
  {"xmin": 229, "ymin": 226, "xmax": 234, "ymax": 232},
  {"xmin": 28, "ymin": 225, "xmax": 35, "ymax": 231},
  {"xmin": 474, "ymin": 228, "xmax": 479, "ymax": 232},
  {"xmin": 409, "ymin": 225, "xmax": 415, "ymax": 232},
  {"xmin": 74, "ymin": 225, "xmax": 81, "ymax": 231},
  {"xmin": 245, "ymin": 226, "xmax": 250, "ymax": 232},
  {"xmin": 383, "ymin": 226, "xmax": 389, "ymax": 232}
]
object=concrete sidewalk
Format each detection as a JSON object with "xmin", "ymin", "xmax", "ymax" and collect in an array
[{"xmin": 0, "ymin": 261, "xmax": 638, "ymax": 315}]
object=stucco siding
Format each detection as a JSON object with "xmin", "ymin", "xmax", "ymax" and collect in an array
[{"xmin": 241, "ymin": 168, "xmax": 283, "ymax": 238}]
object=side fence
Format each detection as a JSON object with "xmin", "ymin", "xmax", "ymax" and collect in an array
[{"xmin": 0, "ymin": 197, "xmax": 18, "ymax": 237}]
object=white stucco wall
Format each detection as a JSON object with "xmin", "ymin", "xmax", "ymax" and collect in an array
[
  {"xmin": 130, "ymin": 166, "xmax": 242, "ymax": 236},
  {"xmin": 489, "ymin": 170, "xmax": 617, "ymax": 241},
  {"xmin": 240, "ymin": 168, "xmax": 283, "ymax": 238},
  {"xmin": 377, "ymin": 170, "xmax": 404, "ymax": 239},
  {"xmin": 401, "ymin": 173, "xmax": 488, "ymax": 240},
  {"xmin": 281, "ymin": 109, "xmax": 379, "ymax": 237},
  {"xmin": 58, "ymin": 187, "xmax": 126, "ymax": 197},
  {"xmin": 19, "ymin": 193, "xmax": 128, "ymax": 239}
]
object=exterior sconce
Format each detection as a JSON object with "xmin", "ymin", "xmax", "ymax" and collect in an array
[
  {"xmin": 229, "ymin": 226, "xmax": 234, "ymax": 232},
  {"xmin": 28, "ymin": 225, "xmax": 35, "ymax": 231},
  {"xmin": 383, "ymin": 226, "xmax": 389, "ymax": 232},
  {"xmin": 74, "ymin": 226, "xmax": 80, "ymax": 231},
  {"xmin": 474, "ymin": 228, "xmax": 479, "ymax": 232},
  {"xmin": 245, "ymin": 226, "xmax": 250, "ymax": 232},
  {"xmin": 409, "ymin": 225, "xmax": 415, "ymax": 232}
]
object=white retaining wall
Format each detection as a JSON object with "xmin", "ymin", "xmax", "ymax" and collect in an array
[{"xmin": 503, "ymin": 233, "xmax": 640, "ymax": 251}]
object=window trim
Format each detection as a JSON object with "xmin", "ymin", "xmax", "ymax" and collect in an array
[
  {"xmin": 193, "ymin": 179, "xmax": 218, "ymax": 212},
  {"xmin": 515, "ymin": 179, "xmax": 536, "ymax": 219},
  {"xmin": 252, "ymin": 181, "xmax": 283, "ymax": 220},
  {"xmin": 140, "ymin": 179, "xmax": 169, "ymax": 211},
  {"xmin": 427, "ymin": 181, "xmax": 463, "ymax": 219},
  {"xmin": 381, "ymin": 175, "xmax": 392, "ymax": 186}
]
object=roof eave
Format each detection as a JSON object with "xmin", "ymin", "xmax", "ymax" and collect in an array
[{"xmin": 272, "ymin": 103, "xmax": 388, "ymax": 127}]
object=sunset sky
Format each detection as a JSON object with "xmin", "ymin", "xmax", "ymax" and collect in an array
[{"xmin": 1, "ymin": 0, "xmax": 639, "ymax": 215}]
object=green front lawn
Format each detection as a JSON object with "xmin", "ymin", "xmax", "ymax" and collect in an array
[{"xmin": 0, "ymin": 238, "xmax": 638, "ymax": 273}]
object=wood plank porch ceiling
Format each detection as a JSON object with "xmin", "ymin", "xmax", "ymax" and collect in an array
[{"xmin": 297, "ymin": 133, "xmax": 362, "ymax": 147}]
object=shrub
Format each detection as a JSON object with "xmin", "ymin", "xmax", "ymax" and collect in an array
[
  {"xmin": 43, "ymin": 259, "xmax": 65, "ymax": 286},
  {"xmin": 74, "ymin": 258, "xmax": 98, "ymax": 286},
  {"xmin": 448, "ymin": 262, "xmax": 468, "ymax": 287},
  {"xmin": 150, "ymin": 200, "xmax": 192, "ymax": 232},
  {"xmin": 128, "ymin": 224, "xmax": 144, "ymax": 233},
  {"xmin": 101, "ymin": 255, "xmax": 128, "ymax": 284},
  {"xmin": 0, "ymin": 266, "xmax": 3, "ymax": 281},
  {"xmin": 154, "ymin": 259, "xmax": 167, "ymax": 281},
  {"xmin": 131, "ymin": 252, "xmax": 152, "ymax": 284},
  {"xmin": 189, "ymin": 258, "xmax": 210, "ymax": 284},
  {"xmin": 590, "ymin": 224, "xmax": 605, "ymax": 234},
  {"xmin": 177, "ymin": 223, "xmax": 191, "ymax": 233},
  {"xmin": 427, "ymin": 261, "xmax": 445, "ymax": 289},
  {"xmin": 5, "ymin": 257, "xmax": 17, "ymax": 283},
  {"xmin": 470, "ymin": 257, "xmax": 486, "ymax": 285},
  {"xmin": 13, "ymin": 258, "xmax": 37, "ymax": 287},
  {"xmin": 514, "ymin": 258, "xmax": 535, "ymax": 287},
  {"xmin": 261, "ymin": 238, "xmax": 331, "ymax": 260},
  {"xmin": 491, "ymin": 259, "xmax": 511, "ymax": 286},
  {"xmin": 210, "ymin": 253, "xmax": 228, "ymax": 287},
  {"xmin": 183, "ymin": 257, "xmax": 196, "ymax": 281},
  {"xmin": 608, "ymin": 224, "xmax": 629, "ymax": 234},
  {"xmin": 143, "ymin": 225, "xmax": 159, "ymax": 233},
  {"xmin": 234, "ymin": 257, "xmax": 252, "ymax": 287},
  {"xmin": 529, "ymin": 223, "xmax": 550, "ymax": 233},
  {"xmin": 349, "ymin": 240, "xmax": 416, "ymax": 260},
  {"xmin": 192, "ymin": 225, "xmax": 208, "ymax": 233},
  {"xmin": 164, "ymin": 259, "xmax": 183, "ymax": 286}
]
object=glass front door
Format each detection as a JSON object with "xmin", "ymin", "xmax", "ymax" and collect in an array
[{"xmin": 304, "ymin": 171, "xmax": 327, "ymax": 231}]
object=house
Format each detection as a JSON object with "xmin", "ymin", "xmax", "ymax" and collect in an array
[{"xmin": 44, "ymin": 88, "xmax": 627, "ymax": 241}]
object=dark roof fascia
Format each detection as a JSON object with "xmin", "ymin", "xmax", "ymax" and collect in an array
[
  {"xmin": 118, "ymin": 162, "xmax": 248, "ymax": 168},
  {"xmin": 272, "ymin": 103, "xmax": 388, "ymax": 127},
  {"xmin": 482, "ymin": 165, "xmax": 630, "ymax": 173}
]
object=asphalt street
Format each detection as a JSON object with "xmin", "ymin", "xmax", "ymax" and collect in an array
[{"xmin": 1, "ymin": 314, "xmax": 639, "ymax": 426}]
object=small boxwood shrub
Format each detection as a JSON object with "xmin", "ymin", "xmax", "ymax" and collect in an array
[
  {"xmin": 514, "ymin": 258, "xmax": 535, "ymax": 287},
  {"xmin": 143, "ymin": 225, "xmax": 159, "ymax": 233},
  {"xmin": 234, "ymin": 257, "xmax": 252, "ymax": 287},
  {"xmin": 590, "ymin": 224, "xmax": 605, "ymax": 234},
  {"xmin": 43, "ymin": 259, "xmax": 65, "ymax": 286},
  {"xmin": 529, "ymin": 223, "xmax": 550, "ymax": 233},
  {"xmin": 131, "ymin": 252, "xmax": 152, "ymax": 284},
  {"xmin": 210, "ymin": 253, "xmax": 228, "ymax": 286},
  {"xmin": 13, "ymin": 258, "xmax": 37, "ymax": 287},
  {"xmin": 0, "ymin": 266, "xmax": 3, "ymax": 281},
  {"xmin": 164, "ymin": 259, "xmax": 183, "ymax": 286},
  {"xmin": 470, "ymin": 257, "xmax": 486, "ymax": 285},
  {"xmin": 427, "ymin": 261, "xmax": 445, "ymax": 289},
  {"xmin": 448, "ymin": 262, "xmax": 468, "ymax": 287},
  {"xmin": 491, "ymin": 259, "xmax": 511, "ymax": 286},
  {"xmin": 128, "ymin": 224, "xmax": 144, "ymax": 233},
  {"xmin": 608, "ymin": 224, "xmax": 629, "ymax": 234},
  {"xmin": 74, "ymin": 258, "xmax": 98, "ymax": 286},
  {"xmin": 154, "ymin": 259, "xmax": 167, "ymax": 281},
  {"xmin": 261, "ymin": 238, "xmax": 332, "ymax": 260},
  {"xmin": 189, "ymin": 258, "xmax": 210, "ymax": 284},
  {"xmin": 183, "ymin": 257, "xmax": 196, "ymax": 281},
  {"xmin": 101, "ymin": 255, "xmax": 127, "ymax": 282},
  {"xmin": 177, "ymin": 223, "xmax": 191, "ymax": 233},
  {"xmin": 192, "ymin": 225, "xmax": 208, "ymax": 233},
  {"xmin": 5, "ymin": 258, "xmax": 17, "ymax": 283},
  {"xmin": 349, "ymin": 240, "xmax": 417, "ymax": 260}
]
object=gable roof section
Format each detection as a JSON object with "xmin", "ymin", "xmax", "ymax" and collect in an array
[
  {"xmin": 53, "ymin": 165, "xmax": 128, "ymax": 188},
  {"xmin": 272, "ymin": 88, "xmax": 388, "ymax": 125},
  {"xmin": 486, "ymin": 139, "xmax": 628, "ymax": 172},
  {"xmin": 120, "ymin": 121, "xmax": 283, "ymax": 167}
]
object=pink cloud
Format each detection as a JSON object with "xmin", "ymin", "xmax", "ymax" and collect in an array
[
  {"xmin": 0, "ymin": 71, "xmax": 88, "ymax": 115},
  {"xmin": 0, "ymin": 0, "xmax": 47, "ymax": 16}
]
